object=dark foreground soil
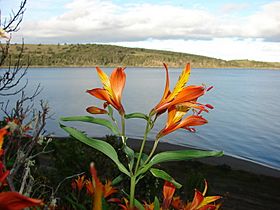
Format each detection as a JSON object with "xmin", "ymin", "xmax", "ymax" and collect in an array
[{"xmin": 128, "ymin": 139, "xmax": 280, "ymax": 210}]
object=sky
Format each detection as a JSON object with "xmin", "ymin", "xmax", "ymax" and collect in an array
[{"xmin": 1, "ymin": 0, "xmax": 280, "ymax": 62}]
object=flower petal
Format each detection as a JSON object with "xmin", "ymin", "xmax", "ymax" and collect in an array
[
  {"xmin": 168, "ymin": 63, "xmax": 191, "ymax": 101},
  {"xmin": 162, "ymin": 181, "xmax": 176, "ymax": 209},
  {"xmin": 171, "ymin": 85, "xmax": 205, "ymax": 106},
  {"xmin": 110, "ymin": 67, "xmax": 126, "ymax": 104},
  {"xmin": 86, "ymin": 106, "xmax": 108, "ymax": 114},
  {"xmin": 152, "ymin": 63, "xmax": 171, "ymax": 114},
  {"xmin": 0, "ymin": 128, "xmax": 8, "ymax": 150},
  {"xmin": 0, "ymin": 192, "xmax": 43, "ymax": 210},
  {"xmin": 179, "ymin": 115, "xmax": 208, "ymax": 129},
  {"xmin": 87, "ymin": 88, "xmax": 109, "ymax": 100},
  {"xmin": 96, "ymin": 67, "xmax": 114, "ymax": 98}
]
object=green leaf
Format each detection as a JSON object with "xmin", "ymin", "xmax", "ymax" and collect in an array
[
  {"xmin": 60, "ymin": 124, "xmax": 129, "ymax": 176},
  {"xmin": 60, "ymin": 116, "xmax": 119, "ymax": 135},
  {"xmin": 135, "ymin": 152, "xmax": 148, "ymax": 166},
  {"xmin": 64, "ymin": 195, "xmax": 87, "ymax": 210},
  {"xmin": 137, "ymin": 150, "xmax": 223, "ymax": 176},
  {"xmin": 124, "ymin": 112, "xmax": 149, "ymax": 121},
  {"xmin": 154, "ymin": 196, "xmax": 160, "ymax": 210},
  {"xmin": 123, "ymin": 145, "xmax": 135, "ymax": 170},
  {"xmin": 123, "ymin": 145, "xmax": 135, "ymax": 161},
  {"xmin": 111, "ymin": 175, "xmax": 124, "ymax": 186},
  {"xmin": 150, "ymin": 168, "xmax": 182, "ymax": 189},
  {"xmin": 122, "ymin": 191, "xmax": 145, "ymax": 210},
  {"xmin": 134, "ymin": 198, "xmax": 145, "ymax": 210}
]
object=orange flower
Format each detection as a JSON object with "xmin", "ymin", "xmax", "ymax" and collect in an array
[
  {"xmin": 119, "ymin": 198, "xmax": 138, "ymax": 210},
  {"xmin": 86, "ymin": 106, "xmax": 108, "ymax": 115},
  {"xmin": 104, "ymin": 180, "xmax": 118, "ymax": 198},
  {"xmin": 152, "ymin": 63, "xmax": 205, "ymax": 115},
  {"xmin": 183, "ymin": 180, "xmax": 221, "ymax": 210},
  {"xmin": 162, "ymin": 181, "xmax": 176, "ymax": 210},
  {"xmin": 89, "ymin": 162, "xmax": 104, "ymax": 210},
  {"xmin": 87, "ymin": 67, "xmax": 126, "ymax": 115},
  {"xmin": 0, "ymin": 162, "xmax": 9, "ymax": 188},
  {"xmin": 172, "ymin": 196, "xmax": 184, "ymax": 209},
  {"xmin": 85, "ymin": 179, "xmax": 94, "ymax": 196},
  {"xmin": 0, "ymin": 191, "xmax": 43, "ymax": 210},
  {"xmin": 0, "ymin": 127, "xmax": 8, "ymax": 150},
  {"xmin": 144, "ymin": 201, "xmax": 154, "ymax": 210},
  {"xmin": 84, "ymin": 163, "xmax": 118, "ymax": 204},
  {"xmin": 75, "ymin": 175, "xmax": 85, "ymax": 192},
  {"xmin": 157, "ymin": 106, "xmax": 208, "ymax": 138}
]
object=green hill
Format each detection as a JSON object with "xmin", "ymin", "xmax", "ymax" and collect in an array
[{"xmin": 4, "ymin": 43, "xmax": 280, "ymax": 69}]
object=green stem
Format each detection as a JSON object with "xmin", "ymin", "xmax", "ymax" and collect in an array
[
  {"xmin": 129, "ymin": 175, "xmax": 136, "ymax": 208},
  {"xmin": 134, "ymin": 117, "xmax": 150, "ymax": 174},
  {"xmin": 121, "ymin": 115, "xmax": 126, "ymax": 144},
  {"xmin": 144, "ymin": 138, "xmax": 160, "ymax": 165}
]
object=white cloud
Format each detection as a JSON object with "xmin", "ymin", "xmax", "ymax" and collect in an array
[
  {"xmin": 245, "ymin": 1, "xmax": 280, "ymax": 41},
  {"xmin": 108, "ymin": 38, "xmax": 280, "ymax": 62},
  {"xmin": 220, "ymin": 3, "xmax": 249, "ymax": 13},
  {"xmin": 8, "ymin": 0, "xmax": 280, "ymax": 62}
]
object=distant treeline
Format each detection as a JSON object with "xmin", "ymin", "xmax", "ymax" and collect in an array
[{"xmin": 4, "ymin": 43, "xmax": 280, "ymax": 69}]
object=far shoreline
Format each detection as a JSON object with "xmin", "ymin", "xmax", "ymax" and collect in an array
[{"xmin": 1, "ymin": 65, "xmax": 280, "ymax": 70}]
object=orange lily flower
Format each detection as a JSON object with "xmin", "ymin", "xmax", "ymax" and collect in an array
[
  {"xmin": 162, "ymin": 181, "xmax": 176, "ymax": 210},
  {"xmin": 75, "ymin": 175, "xmax": 85, "ymax": 192},
  {"xmin": 87, "ymin": 67, "xmax": 126, "ymax": 115},
  {"xmin": 84, "ymin": 164, "xmax": 118, "ymax": 208},
  {"xmin": 85, "ymin": 179, "xmax": 95, "ymax": 195},
  {"xmin": 87, "ymin": 162, "xmax": 118, "ymax": 209},
  {"xmin": 119, "ymin": 198, "xmax": 138, "ymax": 210},
  {"xmin": 183, "ymin": 181, "xmax": 221, "ymax": 210},
  {"xmin": 0, "ymin": 127, "xmax": 8, "ymax": 150},
  {"xmin": 157, "ymin": 106, "xmax": 208, "ymax": 138},
  {"xmin": 0, "ymin": 191, "xmax": 43, "ymax": 210},
  {"xmin": 104, "ymin": 180, "xmax": 118, "ymax": 198},
  {"xmin": 86, "ymin": 106, "xmax": 108, "ymax": 115},
  {"xmin": 152, "ymin": 63, "xmax": 205, "ymax": 115},
  {"xmin": 89, "ymin": 162, "xmax": 104, "ymax": 210},
  {"xmin": 0, "ymin": 162, "xmax": 9, "ymax": 188},
  {"xmin": 144, "ymin": 201, "xmax": 154, "ymax": 210}
]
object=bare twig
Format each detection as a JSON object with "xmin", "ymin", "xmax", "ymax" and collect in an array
[{"xmin": 2, "ymin": 0, "xmax": 26, "ymax": 33}]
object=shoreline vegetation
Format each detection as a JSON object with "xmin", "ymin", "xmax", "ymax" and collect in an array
[
  {"xmin": 3, "ymin": 43, "xmax": 280, "ymax": 69},
  {"xmin": 50, "ymin": 137, "xmax": 280, "ymax": 210}
]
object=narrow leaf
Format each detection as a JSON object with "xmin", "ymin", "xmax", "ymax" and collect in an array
[
  {"xmin": 150, "ymin": 168, "xmax": 182, "ymax": 189},
  {"xmin": 111, "ymin": 175, "xmax": 124, "ymax": 186},
  {"xmin": 60, "ymin": 124, "xmax": 129, "ymax": 176},
  {"xmin": 134, "ymin": 198, "xmax": 145, "ymax": 210},
  {"xmin": 123, "ymin": 145, "xmax": 135, "ymax": 169},
  {"xmin": 135, "ymin": 152, "xmax": 148, "ymax": 166},
  {"xmin": 137, "ymin": 150, "xmax": 223, "ymax": 176},
  {"xmin": 154, "ymin": 196, "xmax": 160, "ymax": 210},
  {"xmin": 124, "ymin": 112, "xmax": 149, "ymax": 121},
  {"xmin": 60, "ymin": 116, "xmax": 119, "ymax": 135}
]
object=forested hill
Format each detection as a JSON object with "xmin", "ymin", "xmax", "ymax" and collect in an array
[{"xmin": 5, "ymin": 43, "xmax": 280, "ymax": 69}]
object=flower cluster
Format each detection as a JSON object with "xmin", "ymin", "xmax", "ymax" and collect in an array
[
  {"xmin": 87, "ymin": 67, "xmax": 126, "ymax": 115},
  {"xmin": 71, "ymin": 162, "xmax": 119, "ymax": 209},
  {"xmin": 0, "ymin": 127, "xmax": 43, "ymax": 209},
  {"xmin": 60, "ymin": 63, "xmax": 222, "ymax": 210},
  {"xmin": 153, "ymin": 63, "xmax": 213, "ymax": 138}
]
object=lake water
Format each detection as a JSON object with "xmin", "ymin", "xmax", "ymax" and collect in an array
[{"xmin": 1, "ymin": 67, "xmax": 280, "ymax": 170}]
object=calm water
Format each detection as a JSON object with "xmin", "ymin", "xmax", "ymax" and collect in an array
[{"xmin": 2, "ymin": 67, "xmax": 280, "ymax": 169}]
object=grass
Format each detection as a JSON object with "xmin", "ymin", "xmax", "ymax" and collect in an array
[{"xmin": 5, "ymin": 43, "xmax": 280, "ymax": 69}]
